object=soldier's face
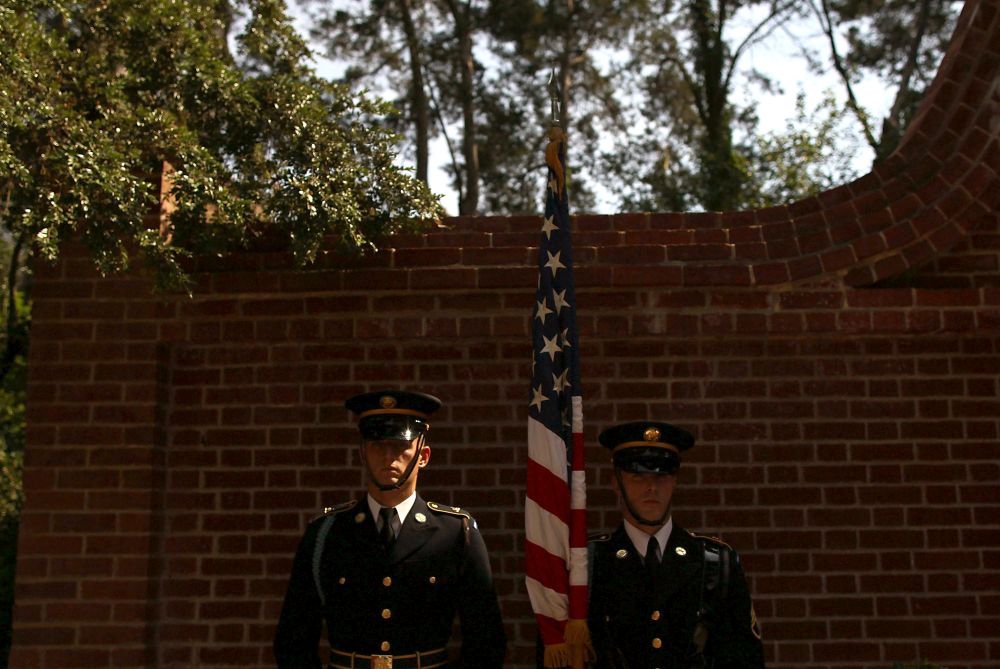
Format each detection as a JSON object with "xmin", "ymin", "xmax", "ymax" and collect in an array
[
  {"xmin": 362, "ymin": 436, "xmax": 430, "ymax": 488},
  {"xmin": 614, "ymin": 469, "xmax": 677, "ymax": 528}
]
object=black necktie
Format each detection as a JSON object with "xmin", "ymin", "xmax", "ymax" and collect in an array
[
  {"xmin": 378, "ymin": 507, "xmax": 396, "ymax": 549},
  {"xmin": 645, "ymin": 535, "xmax": 660, "ymax": 578}
]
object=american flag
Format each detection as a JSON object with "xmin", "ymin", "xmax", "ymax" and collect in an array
[{"xmin": 525, "ymin": 125, "xmax": 589, "ymax": 668}]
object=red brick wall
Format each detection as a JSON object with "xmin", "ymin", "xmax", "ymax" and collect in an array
[{"xmin": 11, "ymin": 0, "xmax": 1000, "ymax": 667}]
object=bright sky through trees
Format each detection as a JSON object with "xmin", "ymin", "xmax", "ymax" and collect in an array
[{"xmin": 287, "ymin": 0, "xmax": 921, "ymax": 215}]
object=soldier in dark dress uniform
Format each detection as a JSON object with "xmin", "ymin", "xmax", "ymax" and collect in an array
[
  {"xmin": 274, "ymin": 390, "xmax": 507, "ymax": 669},
  {"xmin": 588, "ymin": 422, "xmax": 765, "ymax": 669}
]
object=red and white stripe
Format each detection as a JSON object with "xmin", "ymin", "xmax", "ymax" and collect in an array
[{"xmin": 525, "ymin": 395, "xmax": 587, "ymax": 646}]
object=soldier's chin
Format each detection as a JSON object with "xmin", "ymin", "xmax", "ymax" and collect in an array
[
  {"xmin": 635, "ymin": 509, "xmax": 667, "ymax": 525},
  {"xmin": 367, "ymin": 471, "xmax": 399, "ymax": 488}
]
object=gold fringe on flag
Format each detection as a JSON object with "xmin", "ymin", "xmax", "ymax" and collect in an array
[
  {"xmin": 565, "ymin": 618, "xmax": 595, "ymax": 668},
  {"xmin": 543, "ymin": 619, "xmax": 595, "ymax": 669},
  {"xmin": 543, "ymin": 642, "xmax": 571, "ymax": 668}
]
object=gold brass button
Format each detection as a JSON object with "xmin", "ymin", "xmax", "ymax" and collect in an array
[
  {"xmin": 381, "ymin": 608, "xmax": 392, "ymax": 620},
  {"xmin": 652, "ymin": 638, "xmax": 662, "ymax": 649},
  {"xmin": 338, "ymin": 577, "xmax": 346, "ymax": 585},
  {"xmin": 382, "ymin": 576, "xmax": 392, "ymax": 587},
  {"xmin": 651, "ymin": 610, "xmax": 661, "ymax": 621},
  {"xmin": 429, "ymin": 576, "xmax": 437, "ymax": 584},
  {"xmin": 380, "ymin": 641, "xmax": 390, "ymax": 652}
]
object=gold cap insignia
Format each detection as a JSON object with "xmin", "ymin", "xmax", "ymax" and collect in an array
[
  {"xmin": 675, "ymin": 546, "xmax": 687, "ymax": 556},
  {"xmin": 379, "ymin": 395, "xmax": 397, "ymax": 409},
  {"xmin": 615, "ymin": 549, "xmax": 628, "ymax": 559},
  {"xmin": 414, "ymin": 513, "xmax": 427, "ymax": 523},
  {"xmin": 644, "ymin": 427, "xmax": 661, "ymax": 441}
]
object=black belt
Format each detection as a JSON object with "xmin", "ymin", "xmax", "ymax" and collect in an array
[{"xmin": 329, "ymin": 646, "xmax": 448, "ymax": 669}]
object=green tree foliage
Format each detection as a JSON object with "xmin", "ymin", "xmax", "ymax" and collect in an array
[
  {"xmin": 306, "ymin": 0, "xmax": 488, "ymax": 214},
  {"xmin": 305, "ymin": 1, "xmax": 438, "ymax": 184},
  {"xmin": 483, "ymin": 0, "xmax": 643, "ymax": 213},
  {"xmin": 803, "ymin": 0, "xmax": 960, "ymax": 162},
  {"xmin": 308, "ymin": 0, "xmax": 640, "ymax": 214},
  {"xmin": 742, "ymin": 91, "xmax": 861, "ymax": 207},
  {"xmin": 611, "ymin": 87, "xmax": 860, "ymax": 212},
  {"xmin": 590, "ymin": 0, "xmax": 956, "ymax": 212},
  {"xmin": 608, "ymin": 0, "xmax": 810, "ymax": 212},
  {"xmin": 1, "ymin": 2, "xmax": 442, "ymax": 664},
  {"xmin": 304, "ymin": 0, "xmax": 957, "ymax": 215},
  {"xmin": 0, "ymin": 0, "xmax": 442, "ymax": 293},
  {"xmin": 0, "ymin": 450, "xmax": 21, "ymax": 530}
]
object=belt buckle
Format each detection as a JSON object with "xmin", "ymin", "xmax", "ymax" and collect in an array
[{"xmin": 371, "ymin": 655, "xmax": 393, "ymax": 669}]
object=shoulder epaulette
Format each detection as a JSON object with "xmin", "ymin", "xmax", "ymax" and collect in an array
[
  {"xmin": 588, "ymin": 532, "xmax": 612, "ymax": 543},
  {"xmin": 692, "ymin": 532, "xmax": 733, "ymax": 551},
  {"xmin": 426, "ymin": 501, "xmax": 471, "ymax": 519},
  {"xmin": 311, "ymin": 499, "xmax": 357, "ymax": 522}
]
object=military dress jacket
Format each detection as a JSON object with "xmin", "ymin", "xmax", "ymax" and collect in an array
[
  {"xmin": 588, "ymin": 523, "xmax": 764, "ymax": 669},
  {"xmin": 273, "ymin": 495, "xmax": 507, "ymax": 668}
]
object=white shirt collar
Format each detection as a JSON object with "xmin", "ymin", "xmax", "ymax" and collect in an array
[
  {"xmin": 367, "ymin": 491, "xmax": 418, "ymax": 529},
  {"xmin": 623, "ymin": 516, "xmax": 673, "ymax": 558}
]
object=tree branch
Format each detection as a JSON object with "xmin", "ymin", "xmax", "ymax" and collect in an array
[
  {"xmin": 658, "ymin": 51, "xmax": 707, "ymax": 127},
  {"xmin": 876, "ymin": 0, "xmax": 931, "ymax": 157},
  {"xmin": 723, "ymin": 0, "xmax": 799, "ymax": 95},
  {"xmin": 341, "ymin": 44, "xmax": 408, "ymax": 82},
  {"xmin": 425, "ymin": 70, "xmax": 464, "ymax": 209},
  {"xmin": 809, "ymin": 0, "xmax": 879, "ymax": 153}
]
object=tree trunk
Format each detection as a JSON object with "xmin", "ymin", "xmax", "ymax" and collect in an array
[
  {"xmin": 877, "ymin": 0, "xmax": 934, "ymax": 161},
  {"xmin": 690, "ymin": 0, "xmax": 741, "ymax": 210},
  {"xmin": 444, "ymin": 0, "xmax": 479, "ymax": 215},
  {"xmin": 398, "ymin": 0, "xmax": 430, "ymax": 183}
]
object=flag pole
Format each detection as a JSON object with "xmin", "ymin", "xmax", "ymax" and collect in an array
[
  {"xmin": 548, "ymin": 74, "xmax": 590, "ymax": 669},
  {"xmin": 525, "ymin": 69, "xmax": 592, "ymax": 669}
]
